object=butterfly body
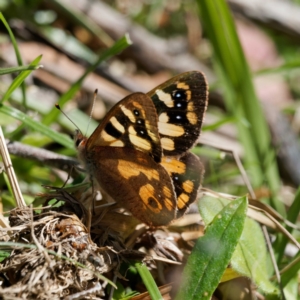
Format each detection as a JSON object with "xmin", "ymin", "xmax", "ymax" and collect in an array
[{"xmin": 76, "ymin": 71, "xmax": 208, "ymax": 226}]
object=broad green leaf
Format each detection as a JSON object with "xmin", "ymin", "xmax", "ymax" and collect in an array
[
  {"xmin": 283, "ymin": 274, "xmax": 299, "ymax": 300},
  {"xmin": 175, "ymin": 196, "xmax": 247, "ymax": 300},
  {"xmin": 232, "ymin": 218, "xmax": 278, "ymax": 295},
  {"xmin": 199, "ymin": 196, "xmax": 279, "ymax": 296}
]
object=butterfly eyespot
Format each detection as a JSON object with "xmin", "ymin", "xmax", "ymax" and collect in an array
[
  {"xmin": 148, "ymin": 197, "xmax": 159, "ymax": 208},
  {"xmin": 173, "ymin": 90, "xmax": 186, "ymax": 101},
  {"xmin": 174, "ymin": 176, "xmax": 179, "ymax": 181},
  {"xmin": 133, "ymin": 109, "xmax": 140, "ymax": 116},
  {"xmin": 137, "ymin": 119, "xmax": 143, "ymax": 125}
]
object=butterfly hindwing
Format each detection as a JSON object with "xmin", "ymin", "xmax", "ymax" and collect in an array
[
  {"xmin": 161, "ymin": 152, "xmax": 204, "ymax": 218},
  {"xmin": 148, "ymin": 71, "xmax": 208, "ymax": 156},
  {"xmin": 88, "ymin": 146, "xmax": 177, "ymax": 226}
]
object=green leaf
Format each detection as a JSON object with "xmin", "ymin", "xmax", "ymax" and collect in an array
[
  {"xmin": 134, "ymin": 262, "xmax": 163, "ymax": 300},
  {"xmin": 112, "ymin": 281, "xmax": 139, "ymax": 300},
  {"xmin": 0, "ymin": 250, "xmax": 10, "ymax": 262},
  {"xmin": 0, "ymin": 104, "xmax": 73, "ymax": 149},
  {"xmin": 1, "ymin": 55, "xmax": 42, "ymax": 104},
  {"xmin": 199, "ymin": 196, "xmax": 279, "ymax": 296},
  {"xmin": 232, "ymin": 218, "xmax": 278, "ymax": 295},
  {"xmin": 175, "ymin": 196, "xmax": 247, "ymax": 300}
]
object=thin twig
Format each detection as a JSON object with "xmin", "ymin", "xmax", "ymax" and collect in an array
[
  {"xmin": 262, "ymin": 226, "xmax": 286, "ymax": 300},
  {"xmin": 0, "ymin": 126, "xmax": 26, "ymax": 208}
]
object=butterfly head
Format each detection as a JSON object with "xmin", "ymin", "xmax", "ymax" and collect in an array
[{"xmin": 74, "ymin": 129, "xmax": 87, "ymax": 151}]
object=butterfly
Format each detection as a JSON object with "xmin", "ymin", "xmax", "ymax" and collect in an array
[{"xmin": 75, "ymin": 71, "xmax": 208, "ymax": 226}]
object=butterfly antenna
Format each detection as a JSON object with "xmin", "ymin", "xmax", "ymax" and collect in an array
[
  {"xmin": 55, "ymin": 104, "xmax": 82, "ymax": 133},
  {"xmin": 85, "ymin": 89, "xmax": 98, "ymax": 136}
]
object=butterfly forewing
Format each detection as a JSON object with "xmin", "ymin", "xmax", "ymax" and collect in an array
[
  {"xmin": 148, "ymin": 71, "xmax": 208, "ymax": 156},
  {"xmin": 86, "ymin": 92, "xmax": 162, "ymax": 163}
]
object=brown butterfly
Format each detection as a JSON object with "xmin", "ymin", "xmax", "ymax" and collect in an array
[{"xmin": 75, "ymin": 71, "xmax": 208, "ymax": 226}]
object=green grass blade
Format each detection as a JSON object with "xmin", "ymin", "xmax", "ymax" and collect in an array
[
  {"xmin": 0, "ymin": 104, "xmax": 73, "ymax": 149},
  {"xmin": 276, "ymin": 186, "xmax": 300, "ymax": 263},
  {"xmin": 0, "ymin": 12, "xmax": 27, "ymax": 107},
  {"xmin": 42, "ymin": 34, "xmax": 132, "ymax": 126},
  {"xmin": 0, "ymin": 13, "xmax": 23, "ymax": 66},
  {"xmin": 1, "ymin": 55, "xmax": 42, "ymax": 104},
  {"xmin": 197, "ymin": 0, "xmax": 284, "ymax": 215},
  {"xmin": 255, "ymin": 60, "xmax": 300, "ymax": 76},
  {"xmin": 0, "ymin": 65, "xmax": 41, "ymax": 75},
  {"xmin": 175, "ymin": 196, "xmax": 247, "ymax": 300},
  {"xmin": 134, "ymin": 262, "xmax": 163, "ymax": 300},
  {"xmin": 281, "ymin": 254, "xmax": 300, "ymax": 288}
]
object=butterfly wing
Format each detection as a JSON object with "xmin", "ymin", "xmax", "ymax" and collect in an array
[
  {"xmin": 161, "ymin": 152, "xmax": 204, "ymax": 218},
  {"xmin": 88, "ymin": 146, "xmax": 177, "ymax": 226},
  {"xmin": 148, "ymin": 71, "xmax": 208, "ymax": 156},
  {"xmin": 86, "ymin": 92, "xmax": 163, "ymax": 163},
  {"xmin": 77, "ymin": 72, "xmax": 208, "ymax": 226}
]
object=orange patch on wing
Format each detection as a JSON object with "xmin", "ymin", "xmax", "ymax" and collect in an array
[
  {"xmin": 161, "ymin": 157, "xmax": 186, "ymax": 175},
  {"xmin": 139, "ymin": 184, "xmax": 162, "ymax": 213},
  {"xmin": 186, "ymin": 90, "xmax": 192, "ymax": 100},
  {"xmin": 117, "ymin": 160, "xmax": 159, "ymax": 181},
  {"xmin": 187, "ymin": 112, "xmax": 197, "ymax": 125},
  {"xmin": 177, "ymin": 193, "xmax": 189, "ymax": 209},
  {"xmin": 182, "ymin": 180, "xmax": 194, "ymax": 194},
  {"xmin": 163, "ymin": 186, "xmax": 174, "ymax": 211},
  {"xmin": 177, "ymin": 82, "xmax": 190, "ymax": 90},
  {"xmin": 187, "ymin": 101, "xmax": 194, "ymax": 111}
]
